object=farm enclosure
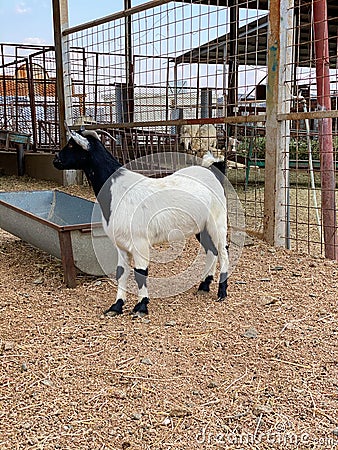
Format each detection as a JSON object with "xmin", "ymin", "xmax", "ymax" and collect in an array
[
  {"xmin": 1, "ymin": 0, "xmax": 338, "ymax": 259},
  {"xmin": 54, "ymin": 0, "xmax": 338, "ymax": 259}
]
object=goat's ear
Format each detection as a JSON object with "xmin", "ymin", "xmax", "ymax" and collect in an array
[
  {"xmin": 64, "ymin": 121, "xmax": 72, "ymax": 139},
  {"xmin": 71, "ymin": 131, "xmax": 90, "ymax": 150}
]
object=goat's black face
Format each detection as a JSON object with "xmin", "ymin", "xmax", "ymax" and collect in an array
[{"xmin": 53, "ymin": 138, "xmax": 90, "ymax": 170}]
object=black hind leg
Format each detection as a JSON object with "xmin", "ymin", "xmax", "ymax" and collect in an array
[
  {"xmin": 217, "ymin": 273, "xmax": 228, "ymax": 302},
  {"xmin": 216, "ymin": 225, "xmax": 229, "ymax": 302},
  {"xmin": 196, "ymin": 231, "xmax": 218, "ymax": 295}
]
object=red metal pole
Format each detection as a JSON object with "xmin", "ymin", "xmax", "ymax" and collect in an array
[{"xmin": 313, "ymin": 0, "xmax": 338, "ymax": 260}]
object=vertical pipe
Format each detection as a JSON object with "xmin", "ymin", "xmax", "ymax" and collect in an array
[
  {"xmin": 222, "ymin": 42, "xmax": 227, "ymax": 121},
  {"xmin": 53, "ymin": 48, "xmax": 58, "ymax": 148},
  {"xmin": 313, "ymin": 0, "xmax": 338, "ymax": 260},
  {"xmin": 172, "ymin": 63, "xmax": 180, "ymax": 136},
  {"xmin": 201, "ymin": 87, "xmax": 212, "ymax": 119},
  {"xmin": 15, "ymin": 46, "xmax": 19, "ymax": 130},
  {"xmin": 81, "ymin": 47, "xmax": 86, "ymax": 117},
  {"xmin": 42, "ymin": 48, "xmax": 48, "ymax": 148},
  {"xmin": 165, "ymin": 58, "xmax": 170, "ymax": 125},
  {"xmin": 1, "ymin": 45, "xmax": 8, "ymax": 129},
  {"xmin": 52, "ymin": 0, "xmax": 72, "ymax": 146},
  {"xmin": 115, "ymin": 83, "xmax": 124, "ymax": 124},
  {"xmin": 196, "ymin": 63, "xmax": 200, "ymax": 119},
  {"xmin": 27, "ymin": 57, "xmax": 37, "ymax": 151},
  {"xmin": 124, "ymin": 0, "xmax": 134, "ymax": 123},
  {"xmin": 227, "ymin": 2, "xmax": 239, "ymax": 136},
  {"xmin": 173, "ymin": 63, "xmax": 178, "ymax": 114},
  {"xmin": 94, "ymin": 52, "xmax": 99, "ymax": 121}
]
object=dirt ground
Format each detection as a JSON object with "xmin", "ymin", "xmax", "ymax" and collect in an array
[{"xmin": 0, "ymin": 175, "xmax": 337, "ymax": 450}]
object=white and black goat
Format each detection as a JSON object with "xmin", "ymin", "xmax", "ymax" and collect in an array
[{"xmin": 53, "ymin": 129, "xmax": 229, "ymax": 317}]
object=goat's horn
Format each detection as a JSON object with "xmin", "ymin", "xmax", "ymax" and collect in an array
[
  {"xmin": 64, "ymin": 121, "xmax": 81, "ymax": 144},
  {"xmin": 96, "ymin": 129, "xmax": 118, "ymax": 143},
  {"xmin": 81, "ymin": 130, "xmax": 100, "ymax": 140}
]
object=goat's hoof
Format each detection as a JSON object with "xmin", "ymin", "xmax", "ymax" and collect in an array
[
  {"xmin": 197, "ymin": 276, "xmax": 213, "ymax": 293},
  {"xmin": 104, "ymin": 299, "xmax": 124, "ymax": 317},
  {"xmin": 104, "ymin": 309, "xmax": 121, "ymax": 317},
  {"xmin": 132, "ymin": 311, "xmax": 147, "ymax": 319},
  {"xmin": 215, "ymin": 296, "xmax": 227, "ymax": 302},
  {"xmin": 132, "ymin": 297, "xmax": 149, "ymax": 317},
  {"xmin": 197, "ymin": 289, "xmax": 209, "ymax": 296}
]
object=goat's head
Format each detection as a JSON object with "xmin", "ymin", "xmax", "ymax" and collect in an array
[
  {"xmin": 53, "ymin": 124, "xmax": 103, "ymax": 171},
  {"xmin": 53, "ymin": 131, "xmax": 91, "ymax": 170}
]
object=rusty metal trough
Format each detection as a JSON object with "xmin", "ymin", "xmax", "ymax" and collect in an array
[{"xmin": 0, "ymin": 190, "xmax": 117, "ymax": 287}]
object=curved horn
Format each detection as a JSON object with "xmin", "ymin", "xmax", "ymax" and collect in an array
[
  {"xmin": 81, "ymin": 130, "xmax": 101, "ymax": 140},
  {"xmin": 72, "ymin": 133, "xmax": 90, "ymax": 150},
  {"xmin": 96, "ymin": 129, "xmax": 118, "ymax": 142}
]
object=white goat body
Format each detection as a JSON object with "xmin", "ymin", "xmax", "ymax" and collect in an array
[{"xmin": 104, "ymin": 165, "xmax": 226, "ymax": 252}]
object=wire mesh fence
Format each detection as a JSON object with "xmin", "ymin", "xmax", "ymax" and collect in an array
[
  {"xmin": 61, "ymin": 0, "xmax": 271, "ymax": 240},
  {"xmin": 0, "ymin": 0, "xmax": 337, "ymax": 258},
  {"xmin": 276, "ymin": 0, "xmax": 338, "ymax": 256},
  {"xmin": 0, "ymin": 44, "xmax": 59, "ymax": 150}
]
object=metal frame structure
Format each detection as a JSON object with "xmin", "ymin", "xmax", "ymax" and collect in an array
[
  {"xmin": 0, "ymin": 44, "xmax": 58, "ymax": 151},
  {"xmin": 1, "ymin": 0, "xmax": 337, "ymax": 259}
]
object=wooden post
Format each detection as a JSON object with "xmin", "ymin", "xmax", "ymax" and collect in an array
[
  {"xmin": 263, "ymin": 0, "xmax": 294, "ymax": 247},
  {"xmin": 58, "ymin": 231, "xmax": 77, "ymax": 288},
  {"xmin": 52, "ymin": 0, "xmax": 79, "ymax": 186}
]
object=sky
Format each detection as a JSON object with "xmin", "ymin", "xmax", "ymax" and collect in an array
[
  {"xmin": 0, "ymin": 1, "xmax": 270, "ymax": 93},
  {"xmin": 0, "ymin": 1, "xmax": 145, "ymax": 46}
]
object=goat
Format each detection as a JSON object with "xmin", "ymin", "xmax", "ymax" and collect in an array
[
  {"xmin": 227, "ymin": 137, "xmax": 240, "ymax": 155},
  {"xmin": 53, "ymin": 129, "xmax": 229, "ymax": 317},
  {"xmin": 180, "ymin": 124, "xmax": 217, "ymax": 157},
  {"xmin": 180, "ymin": 124, "xmax": 200, "ymax": 152},
  {"xmin": 191, "ymin": 124, "xmax": 218, "ymax": 158}
]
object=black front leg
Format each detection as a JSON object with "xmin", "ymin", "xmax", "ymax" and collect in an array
[
  {"xmin": 104, "ymin": 299, "xmax": 124, "ymax": 317},
  {"xmin": 132, "ymin": 297, "xmax": 149, "ymax": 317}
]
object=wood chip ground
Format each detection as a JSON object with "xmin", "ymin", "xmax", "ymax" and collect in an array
[{"xmin": 0, "ymin": 175, "xmax": 337, "ymax": 449}]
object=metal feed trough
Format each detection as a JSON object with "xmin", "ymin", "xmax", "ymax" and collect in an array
[{"xmin": 0, "ymin": 190, "xmax": 117, "ymax": 287}]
